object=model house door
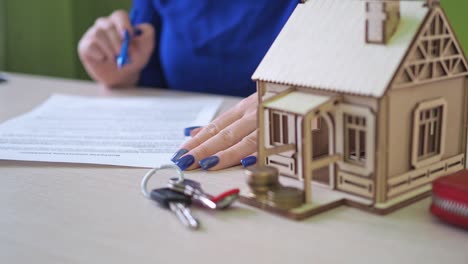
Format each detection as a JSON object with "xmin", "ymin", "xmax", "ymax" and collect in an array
[{"xmin": 312, "ymin": 116, "xmax": 335, "ymax": 188}]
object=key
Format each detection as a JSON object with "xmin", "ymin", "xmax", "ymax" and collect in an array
[
  {"xmin": 150, "ymin": 187, "xmax": 199, "ymax": 230},
  {"xmin": 211, "ymin": 189, "xmax": 240, "ymax": 209},
  {"xmin": 168, "ymin": 178, "xmax": 240, "ymax": 209},
  {"xmin": 168, "ymin": 178, "xmax": 217, "ymax": 209}
]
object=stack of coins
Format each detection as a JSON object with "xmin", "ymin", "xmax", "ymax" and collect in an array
[
  {"xmin": 246, "ymin": 166, "xmax": 305, "ymax": 209},
  {"xmin": 246, "ymin": 166, "xmax": 280, "ymax": 201},
  {"xmin": 267, "ymin": 186, "xmax": 304, "ymax": 210}
]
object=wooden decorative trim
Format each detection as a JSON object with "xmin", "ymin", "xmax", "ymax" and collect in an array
[
  {"xmin": 375, "ymin": 95, "xmax": 389, "ymax": 203},
  {"xmin": 302, "ymin": 96, "xmax": 341, "ymax": 203},
  {"xmin": 266, "ymin": 154, "xmax": 296, "ymax": 177},
  {"xmin": 462, "ymin": 79, "xmax": 468, "ymax": 169},
  {"xmin": 257, "ymin": 100, "xmax": 266, "ymax": 167},
  {"xmin": 392, "ymin": 7, "xmax": 468, "ymax": 89},
  {"xmin": 321, "ymin": 113, "xmax": 337, "ymax": 188},
  {"xmin": 238, "ymin": 189, "xmax": 432, "ymax": 221},
  {"xmin": 388, "ymin": 153, "xmax": 464, "ymax": 198},
  {"xmin": 337, "ymin": 171, "xmax": 374, "ymax": 199},
  {"xmin": 296, "ymin": 115, "xmax": 304, "ymax": 180},
  {"xmin": 310, "ymin": 154, "xmax": 341, "ymax": 171},
  {"xmin": 265, "ymin": 144, "xmax": 296, "ymax": 157},
  {"xmin": 303, "ymin": 112, "xmax": 314, "ymax": 203},
  {"xmin": 257, "ymin": 81, "xmax": 266, "ymax": 99}
]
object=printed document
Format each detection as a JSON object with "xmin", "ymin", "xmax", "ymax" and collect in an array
[{"xmin": 0, "ymin": 94, "xmax": 222, "ymax": 167}]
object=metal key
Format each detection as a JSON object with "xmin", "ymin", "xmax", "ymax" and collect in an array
[
  {"xmin": 168, "ymin": 178, "xmax": 239, "ymax": 209},
  {"xmin": 150, "ymin": 187, "xmax": 199, "ymax": 230},
  {"xmin": 168, "ymin": 178, "xmax": 217, "ymax": 209}
]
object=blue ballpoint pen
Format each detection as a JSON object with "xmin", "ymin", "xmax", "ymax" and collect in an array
[{"xmin": 116, "ymin": 9, "xmax": 138, "ymax": 68}]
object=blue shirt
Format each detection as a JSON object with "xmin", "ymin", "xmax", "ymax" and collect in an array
[{"xmin": 134, "ymin": 0, "xmax": 299, "ymax": 97}]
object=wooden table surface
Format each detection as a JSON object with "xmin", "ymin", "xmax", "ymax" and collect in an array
[{"xmin": 0, "ymin": 73, "xmax": 467, "ymax": 264}]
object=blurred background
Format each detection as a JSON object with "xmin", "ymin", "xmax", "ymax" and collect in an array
[
  {"xmin": 0, "ymin": 0, "xmax": 130, "ymax": 80},
  {"xmin": 0, "ymin": 0, "xmax": 466, "ymax": 81}
]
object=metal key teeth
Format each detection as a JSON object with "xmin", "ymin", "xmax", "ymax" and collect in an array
[
  {"xmin": 150, "ymin": 188, "xmax": 200, "ymax": 230},
  {"xmin": 194, "ymin": 192, "xmax": 217, "ymax": 209},
  {"xmin": 169, "ymin": 202, "xmax": 199, "ymax": 230},
  {"xmin": 169, "ymin": 179, "xmax": 217, "ymax": 209}
]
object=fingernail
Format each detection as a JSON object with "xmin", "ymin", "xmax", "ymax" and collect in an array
[
  {"xmin": 199, "ymin": 156, "xmax": 219, "ymax": 170},
  {"xmin": 171, "ymin": 149, "xmax": 188, "ymax": 162},
  {"xmin": 175, "ymin": 155, "xmax": 195, "ymax": 171},
  {"xmin": 184, "ymin": 126, "xmax": 202, "ymax": 137},
  {"xmin": 241, "ymin": 156, "xmax": 257, "ymax": 167}
]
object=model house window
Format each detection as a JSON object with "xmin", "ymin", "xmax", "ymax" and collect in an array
[
  {"xmin": 416, "ymin": 105, "xmax": 443, "ymax": 160},
  {"xmin": 344, "ymin": 114, "xmax": 367, "ymax": 166},
  {"xmin": 270, "ymin": 111, "xmax": 289, "ymax": 145},
  {"xmin": 411, "ymin": 98, "xmax": 447, "ymax": 169},
  {"xmin": 337, "ymin": 104, "xmax": 375, "ymax": 176}
]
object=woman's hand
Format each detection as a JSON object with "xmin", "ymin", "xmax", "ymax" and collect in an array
[
  {"xmin": 172, "ymin": 92, "xmax": 259, "ymax": 171},
  {"xmin": 78, "ymin": 10, "xmax": 155, "ymax": 88}
]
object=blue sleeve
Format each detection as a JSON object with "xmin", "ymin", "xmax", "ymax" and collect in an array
[{"xmin": 132, "ymin": 0, "xmax": 167, "ymax": 88}]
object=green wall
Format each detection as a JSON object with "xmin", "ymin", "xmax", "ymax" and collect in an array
[
  {"xmin": 442, "ymin": 0, "xmax": 468, "ymax": 54},
  {"xmin": 4, "ymin": 0, "xmax": 76, "ymax": 77},
  {"xmin": 0, "ymin": 0, "xmax": 6, "ymax": 70},
  {"xmin": 0, "ymin": 0, "xmax": 129, "ymax": 78},
  {"xmin": 0, "ymin": 0, "xmax": 466, "ymax": 79}
]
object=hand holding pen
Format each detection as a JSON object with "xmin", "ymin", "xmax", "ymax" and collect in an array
[{"xmin": 78, "ymin": 9, "xmax": 155, "ymax": 88}]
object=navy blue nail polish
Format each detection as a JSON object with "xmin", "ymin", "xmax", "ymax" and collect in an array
[
  {"xmin": 175, "ymin": 155, "xmax": 195, "ymax": 171},
  {"xmin": 199, "ymin": 156, "xmax": 219, "ymax": 170},
  {"xmin": 171, "ymin": 149, "xmax": 188, "ymax": 162},
  {"xmin": 241, "ymin": 156, "xmax": 257, "ymax": 167},
  {"xmin": 184, "ymin": 126, "xmax": 202, "ymax": 137}
]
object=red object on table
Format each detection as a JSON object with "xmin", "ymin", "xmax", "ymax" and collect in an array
[{"xmin": 430, "ymin": 170, "xmax": 468, "ymax": 229}]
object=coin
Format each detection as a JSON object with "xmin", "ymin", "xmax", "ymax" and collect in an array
[
  {"xmin": 246, "ymin": 165, "xmax": 279, "ymax": 186},
  {"xmin": 246, "ymin": 166, "xmax": 281, "ymax": 201},
  {"xmin": 267, "ymin": 186, "xmax": 304, "ymax": 210}
]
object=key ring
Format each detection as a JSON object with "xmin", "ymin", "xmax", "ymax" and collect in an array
[{"xmin": 140, "ymin": 164, "xmax": 185, "ymax": 199}]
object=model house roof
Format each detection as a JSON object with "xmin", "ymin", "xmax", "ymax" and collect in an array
[{"xmin": 252, "ymin": 0, "xmax": 429, "ymax": 97}]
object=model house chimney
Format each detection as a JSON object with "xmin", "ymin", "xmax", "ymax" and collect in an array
[
  {"xmin": 425, "ymin": 0, "xmax": 440, "ymax": 8},
  {"xmin": 365, "ymin": 0, "xmax": 400, "ymax": 44}
]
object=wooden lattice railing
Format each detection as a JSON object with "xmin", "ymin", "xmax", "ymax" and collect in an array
[{"xmin": 387, "ymin": 154, "xmax": 464, "ymax": 198}]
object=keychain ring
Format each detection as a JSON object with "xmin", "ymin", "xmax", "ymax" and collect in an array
[{"xmin": 140, "ymin": 164, "xmax": 185, "ymax": 199}]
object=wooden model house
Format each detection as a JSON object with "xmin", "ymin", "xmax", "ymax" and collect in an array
[{"xmin": 249, "ymin": 0, "xmax": 468, "ymax": 217}]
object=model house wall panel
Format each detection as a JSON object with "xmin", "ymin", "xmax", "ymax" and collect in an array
[{"xmin": 387, "ymin": 77, "xmax": 465, "ymax": 178}]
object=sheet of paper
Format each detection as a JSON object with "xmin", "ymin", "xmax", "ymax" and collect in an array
[{"xmin": 0, "ymin": 94, "xmax": 222, "ymax": 167}]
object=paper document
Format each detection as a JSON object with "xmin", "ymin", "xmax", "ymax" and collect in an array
[{"xmin": 0, "ymin": 94, "xmax": 222, "ymax": 167}]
